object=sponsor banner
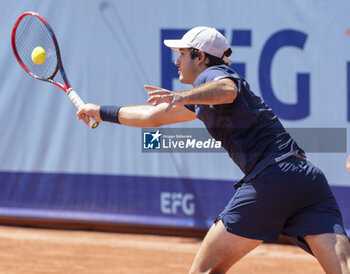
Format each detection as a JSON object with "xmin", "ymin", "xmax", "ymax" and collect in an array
[
  {"xmin": 0, "ymin": 171, "xmax": 236, "ymax": 229},
  {"xmin": 1, "ymin": 0, "xmax": 349, "ymax": 186},
  {"xmin": 0, "ymin": 0, "xmax": 349, "ymax": 233},
  {"xmin": 0, "ymin": 171, "xmax": 349, "ymax": 235}
]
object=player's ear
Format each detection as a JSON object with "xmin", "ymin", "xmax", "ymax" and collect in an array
[{"xmin": 196, "ymin": 50, "xmax": 206, "ymax": 65}]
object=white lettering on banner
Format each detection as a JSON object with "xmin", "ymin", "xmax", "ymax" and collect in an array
[
  {"xmin": 160, "ymin": 192, "xmax": 195, "ymax": 216},
  {"xmin": 160, "ymin": 192, "xmax": 171, "ymax": 214},
  {"xmin": 162, "ymin": 138, "xmax": 221, "ymax": 149},
  {"xmin": 186, "ymin": 139, "xmax": 196, "ymax": 148}
]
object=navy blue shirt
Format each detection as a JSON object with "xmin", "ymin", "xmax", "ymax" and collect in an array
[{"xmin": 185, "ymin": 65, "xmax": 305, "ymax": 182}]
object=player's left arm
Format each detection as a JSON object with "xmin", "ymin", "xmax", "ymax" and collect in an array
[{"xmin": 147, "ymin": 78, "xmax": 237, "ymax": 112}]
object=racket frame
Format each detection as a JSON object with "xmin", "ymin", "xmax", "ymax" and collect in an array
[{"xmin": 11, "ymin": 11, "xmax": 99, "ymax": 128}]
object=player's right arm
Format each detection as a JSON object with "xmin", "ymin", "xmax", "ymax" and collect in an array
[{"xmin": 77, "ymin": 103, "xmax": 197, "ymax": 127}]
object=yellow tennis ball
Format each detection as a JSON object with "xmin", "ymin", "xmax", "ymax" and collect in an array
[{"xmin": 31, "ymin": 46, "xmax": 46, "ymax": 65}]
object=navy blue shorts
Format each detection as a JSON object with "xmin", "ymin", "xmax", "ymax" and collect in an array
[{"xmin": 217, "ymin": 156, "xmax": 347, "ymax": 254}]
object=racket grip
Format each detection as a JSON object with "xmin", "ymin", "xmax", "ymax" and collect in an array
[{"xmin": 67, "ymin": 88, "xmax": 99, "ymax": 128}]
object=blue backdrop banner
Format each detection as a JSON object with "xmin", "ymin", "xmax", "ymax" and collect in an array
[{"xmin": 0, "ymin": 0, "xmax": 349, "ymax": 234}]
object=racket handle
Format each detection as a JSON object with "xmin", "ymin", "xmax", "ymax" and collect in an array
[{"xmin": 67, "ymin": 88, "xmax": 99, "ymax": 128}]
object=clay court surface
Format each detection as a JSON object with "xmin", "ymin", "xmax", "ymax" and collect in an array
[{"xmin": 0, "ymin": 225, "xmax": 324, "ymax": 273}]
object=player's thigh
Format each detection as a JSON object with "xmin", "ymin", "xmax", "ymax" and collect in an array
[
  {"xmin": 304, "ymin": 233, "xmax": 350, "ymax": 274},
  {"xmin": 190, "ymin": 220, "xmax": 262, "ymax": 274}
]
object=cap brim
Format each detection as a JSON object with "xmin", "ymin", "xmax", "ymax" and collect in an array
[{"xmin": 164, "ymin": 39, "xmax": 191, "ymax": 52}]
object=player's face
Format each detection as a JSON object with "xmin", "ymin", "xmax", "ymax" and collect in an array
[{"xmin": 175, "ymin": 48, "xmax": 199, "ymax": 85}]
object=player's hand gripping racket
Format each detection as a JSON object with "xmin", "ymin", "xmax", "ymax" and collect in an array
[{"xmin": 11, "ymin": 11, "xmax": 99, "ymax": 128}]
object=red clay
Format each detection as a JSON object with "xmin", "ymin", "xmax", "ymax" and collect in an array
[{"xmin": 0, "ymin": 226, "xmax": 324, "ymax": 273}]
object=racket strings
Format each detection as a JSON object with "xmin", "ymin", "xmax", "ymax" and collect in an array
[{"xmin": 15, "ymin": 15, "xmax": 58, "ymax": 80}]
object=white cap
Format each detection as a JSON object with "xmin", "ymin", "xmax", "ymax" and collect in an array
[{"xmin": 164, "ymin": 26, "xmax": 230, "ymax": 58}]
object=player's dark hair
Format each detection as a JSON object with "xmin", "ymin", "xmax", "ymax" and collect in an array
[{"xmin": 189, "ymin": 47, "xmax": 232, "ymax": 67}]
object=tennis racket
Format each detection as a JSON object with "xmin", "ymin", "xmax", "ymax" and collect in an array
[{"xmin": 11, "ymin": 11, "xmax": 99, "ymax": 128}]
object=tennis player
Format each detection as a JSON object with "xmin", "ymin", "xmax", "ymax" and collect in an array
[
  {"xmin": 78, "ymin": 27, "xmax": 350, "ymax": 273},
  {"xmin": 347, "ymin": 155, "xmax": 350, "ymax": 173}
]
